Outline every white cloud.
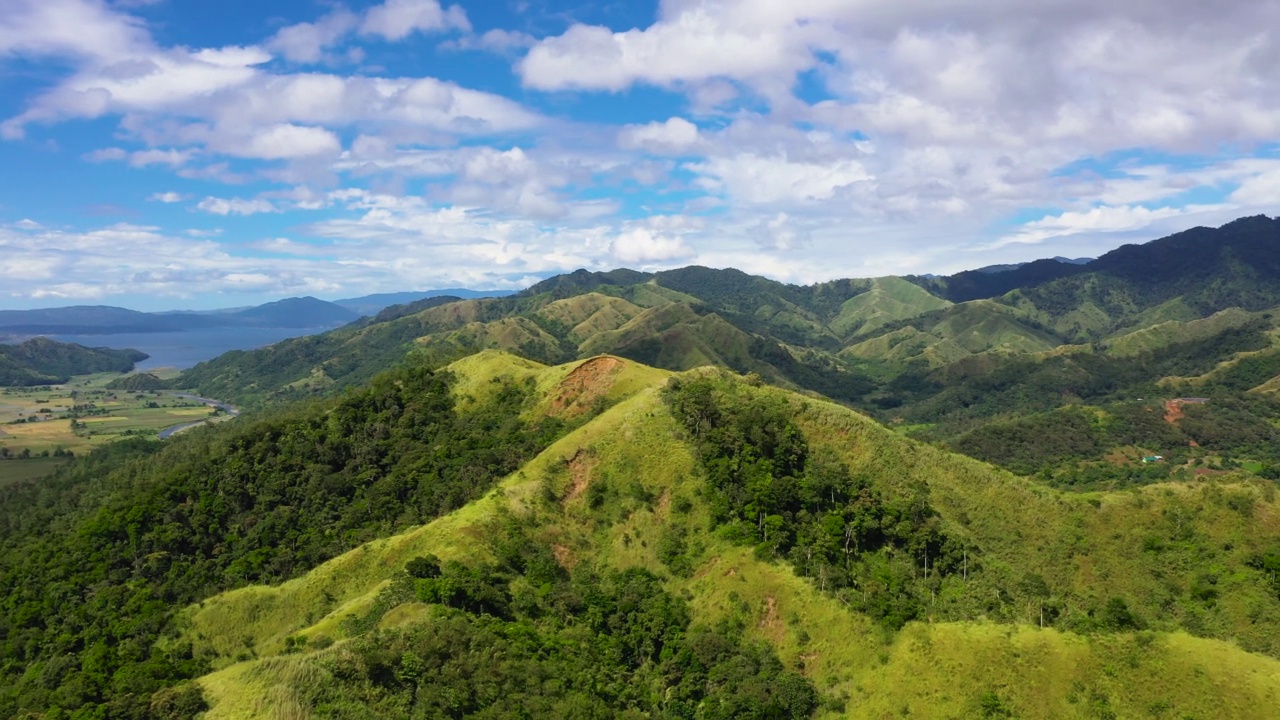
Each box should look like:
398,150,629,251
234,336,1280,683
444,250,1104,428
241,124,342,160
1230,169,1280,206
83,147,127,162
7,0,1280,300
609,227,695,264
268,10,359,64
750,212,810,251
690,153,870,204
196,196,279,216
520,9,813,91
360,0,470,41
0,0,150,62
129,148,191,167
444,29,536,55
994,205,1200,248
267,0,469,66
618,118,701,153
148,191,185,203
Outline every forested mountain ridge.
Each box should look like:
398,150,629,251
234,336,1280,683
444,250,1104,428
6,352,1280,718
0,337,147,385
162,217,1280,493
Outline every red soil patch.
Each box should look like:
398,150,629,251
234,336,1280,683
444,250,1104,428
550,356,625,417
563,449,595,503
1164,399,1186,424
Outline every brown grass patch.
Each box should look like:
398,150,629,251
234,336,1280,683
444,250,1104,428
551,544,577,569
758,596,784,643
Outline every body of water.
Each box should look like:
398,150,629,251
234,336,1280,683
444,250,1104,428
52,325,336,370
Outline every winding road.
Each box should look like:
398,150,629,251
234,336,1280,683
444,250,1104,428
157,394,240,439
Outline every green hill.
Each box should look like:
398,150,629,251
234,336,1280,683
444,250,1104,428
829,276,951,339
0,337,147,385
6,353,1280,718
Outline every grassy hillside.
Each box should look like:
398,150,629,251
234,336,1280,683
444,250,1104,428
829,277,951,339
146,358,1280,719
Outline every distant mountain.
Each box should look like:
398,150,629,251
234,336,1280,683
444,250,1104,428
227,296,359,328
0,306,220,334
0,296,361,335
974,256,1093,274
174,214,1280,409
0,337,147,385
335,289,516,317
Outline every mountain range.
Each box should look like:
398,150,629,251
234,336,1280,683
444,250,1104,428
5,215,1280,718
176,216,1280,404
0,290,517,335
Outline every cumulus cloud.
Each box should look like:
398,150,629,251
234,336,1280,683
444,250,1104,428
268,10,359,64
750,213,810,251
148,191,185,203
83,147,127,162
196,196,279,216
6,0,1280,301
519,9,814,91
129,148,191,166
0,0,149,62
993,205,1200,248
618,118,701,154
609,227,695,264
360,0,470,41
444,29,537,55
268,0,468,64
690,153,870,204
0,221,331,299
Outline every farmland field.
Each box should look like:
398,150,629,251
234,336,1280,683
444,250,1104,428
0,371,224,482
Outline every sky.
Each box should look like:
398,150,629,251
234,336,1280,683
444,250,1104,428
2,0,1280,310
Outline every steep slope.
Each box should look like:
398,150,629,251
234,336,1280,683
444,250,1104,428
176,361,1280,719
839,300,1060,368
532,292,646,344
1001,216,1280,341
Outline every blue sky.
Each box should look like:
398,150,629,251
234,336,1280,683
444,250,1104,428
1,0,1279,310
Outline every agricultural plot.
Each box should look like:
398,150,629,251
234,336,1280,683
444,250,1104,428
0,373,219,476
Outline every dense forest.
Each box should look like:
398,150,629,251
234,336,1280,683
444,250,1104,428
0,362,575,718
300,524,819,719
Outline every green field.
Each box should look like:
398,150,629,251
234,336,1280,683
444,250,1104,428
0,372,214,461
